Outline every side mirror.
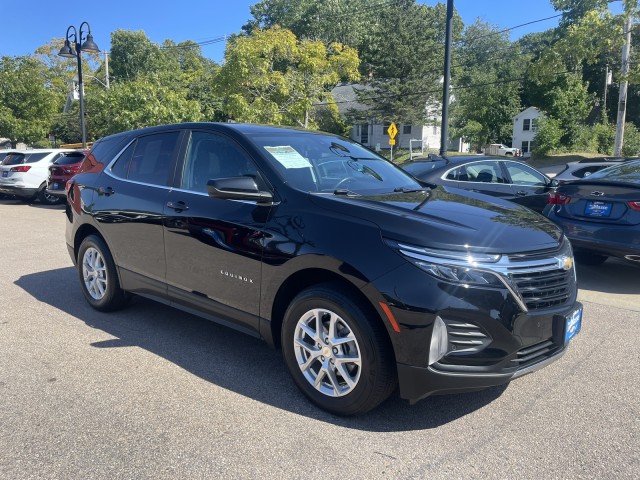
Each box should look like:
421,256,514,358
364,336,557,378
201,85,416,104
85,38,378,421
207,176,273,204
549,178,559,187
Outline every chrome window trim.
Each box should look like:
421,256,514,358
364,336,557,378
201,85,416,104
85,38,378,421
440,159,548,187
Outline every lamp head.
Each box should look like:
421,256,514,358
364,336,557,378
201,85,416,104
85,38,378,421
80,34,100,53
57,39,77,58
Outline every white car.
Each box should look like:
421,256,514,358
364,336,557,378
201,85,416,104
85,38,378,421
0,149,77,204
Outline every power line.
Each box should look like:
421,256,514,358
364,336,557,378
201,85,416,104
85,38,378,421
456,13,563,45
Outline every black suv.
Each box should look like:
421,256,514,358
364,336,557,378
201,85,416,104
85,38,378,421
66,123,582,415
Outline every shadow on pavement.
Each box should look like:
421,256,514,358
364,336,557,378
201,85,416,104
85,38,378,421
15,266,507,432
576,257,640,296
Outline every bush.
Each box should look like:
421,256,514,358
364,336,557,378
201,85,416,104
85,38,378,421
532,118,563,156
593,123,615,154
622,123,640,157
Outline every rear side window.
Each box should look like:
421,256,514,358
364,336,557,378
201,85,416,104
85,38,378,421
110,132,180,186
23,153,51,164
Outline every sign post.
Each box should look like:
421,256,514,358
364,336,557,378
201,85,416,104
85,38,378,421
388,122,398,162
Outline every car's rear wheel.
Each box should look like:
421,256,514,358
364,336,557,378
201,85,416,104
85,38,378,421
77,235,129,311
574,251,608,266
37,184,61,205
281,285,396,416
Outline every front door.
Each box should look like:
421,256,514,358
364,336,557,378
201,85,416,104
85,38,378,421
163,130,271,334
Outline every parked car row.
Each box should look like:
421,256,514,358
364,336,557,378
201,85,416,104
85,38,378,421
401,155,640,268
0,148,85,204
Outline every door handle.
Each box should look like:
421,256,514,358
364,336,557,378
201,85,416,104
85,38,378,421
98,186,115,196
167,201,189,211
516,191,527,197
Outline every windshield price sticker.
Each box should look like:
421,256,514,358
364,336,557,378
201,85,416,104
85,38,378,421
264,146,312,169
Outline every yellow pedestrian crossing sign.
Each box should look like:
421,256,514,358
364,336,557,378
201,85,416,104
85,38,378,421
387,122,398,139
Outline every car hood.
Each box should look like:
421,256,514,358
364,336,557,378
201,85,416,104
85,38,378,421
309,186,562,254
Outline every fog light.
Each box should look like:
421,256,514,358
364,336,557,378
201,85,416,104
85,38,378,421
428,316,449,365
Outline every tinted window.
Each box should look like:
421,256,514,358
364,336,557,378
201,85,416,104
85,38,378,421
461,161,505,183
586,160,640,184
24,152,52,164
446,166,465,180
2,153,26,165
505,163,546,186
181,131,258,193
127,132,180,186
54,152,85,165
109,142,136,179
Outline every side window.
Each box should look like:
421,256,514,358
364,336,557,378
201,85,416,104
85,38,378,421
465,161,505,183
109,141,136,179
445,167,462,180
505,163,546,186
180,131,258,193
127,132,180,186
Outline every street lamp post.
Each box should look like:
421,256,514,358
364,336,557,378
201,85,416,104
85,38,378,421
58,22,100,149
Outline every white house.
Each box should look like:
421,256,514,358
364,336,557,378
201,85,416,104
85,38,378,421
513,107,544,157
331,83,469,155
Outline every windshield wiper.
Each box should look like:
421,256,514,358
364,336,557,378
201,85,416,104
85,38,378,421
333,188,361,196
393,186,432,193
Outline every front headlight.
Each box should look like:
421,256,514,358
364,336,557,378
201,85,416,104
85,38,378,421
395,243,505,289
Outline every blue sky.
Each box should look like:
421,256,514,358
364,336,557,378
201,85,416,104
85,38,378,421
1,1,573,62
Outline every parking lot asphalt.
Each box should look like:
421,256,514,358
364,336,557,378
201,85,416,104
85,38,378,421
0,199,639,479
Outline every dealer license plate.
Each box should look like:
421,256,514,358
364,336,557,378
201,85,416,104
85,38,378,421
52,183,60,190
1,171,7,177
565,306,582,343
584,201,611,217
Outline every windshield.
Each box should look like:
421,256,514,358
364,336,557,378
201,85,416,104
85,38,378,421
248,132,422,195
585,159,640,184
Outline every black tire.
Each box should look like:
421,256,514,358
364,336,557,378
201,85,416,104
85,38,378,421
37,184,62,205
281,284,396,416
574,251,608,266
77,235,129,311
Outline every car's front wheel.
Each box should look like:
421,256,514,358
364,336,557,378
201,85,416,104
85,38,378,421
281,285,396,416
77,235,129,311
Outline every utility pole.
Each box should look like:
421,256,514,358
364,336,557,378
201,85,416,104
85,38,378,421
614,15,632,156
104,50,110,89
439,0,454,158
602,65,611,123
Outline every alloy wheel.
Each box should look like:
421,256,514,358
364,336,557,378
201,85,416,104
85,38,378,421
293,308,362,397
82,247,107,300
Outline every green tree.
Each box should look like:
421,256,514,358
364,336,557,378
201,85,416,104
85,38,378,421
0,56,62,144
216,26,360,128
109,30,170,82
450,21,525,150
87,79,203,137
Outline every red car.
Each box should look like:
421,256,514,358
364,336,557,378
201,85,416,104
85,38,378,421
46,151,86,199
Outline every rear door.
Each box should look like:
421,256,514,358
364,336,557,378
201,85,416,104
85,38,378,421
503,161,553,213
163,129,272,334
92,130,183,293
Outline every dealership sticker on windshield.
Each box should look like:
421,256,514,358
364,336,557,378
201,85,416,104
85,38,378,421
264,146,312,169
565,306,582,343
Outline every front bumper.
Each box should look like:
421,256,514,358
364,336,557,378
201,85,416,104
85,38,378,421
367,259,580,402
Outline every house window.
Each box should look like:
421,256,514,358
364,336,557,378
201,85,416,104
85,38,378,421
523,119,531,131
403,125,411,135
521,141,530,153
383,122,390,135
360,124,369,144
531,118,538,132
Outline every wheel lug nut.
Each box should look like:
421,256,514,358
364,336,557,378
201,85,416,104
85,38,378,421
330,359,335,365
321,356,325,361
333,347,338,354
